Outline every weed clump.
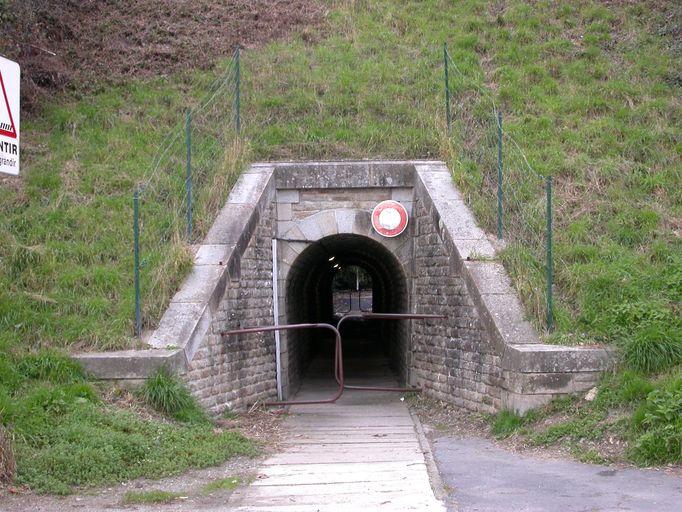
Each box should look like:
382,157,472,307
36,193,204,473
491,409,536,438
629,383,682,465
138,367,208,423
622,325,682,374
202,476,241,494
121,490,185,504
16,352,86,383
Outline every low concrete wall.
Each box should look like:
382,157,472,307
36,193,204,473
75,160,614,415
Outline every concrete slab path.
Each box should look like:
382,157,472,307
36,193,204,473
228,366,446,511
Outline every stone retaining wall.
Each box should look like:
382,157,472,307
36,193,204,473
412,197,501,412
184,203,277,414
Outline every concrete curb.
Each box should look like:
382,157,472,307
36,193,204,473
409,406,458,511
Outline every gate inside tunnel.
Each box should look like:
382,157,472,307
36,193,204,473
283,234,410,398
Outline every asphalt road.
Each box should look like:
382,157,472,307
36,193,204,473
432,437,682,512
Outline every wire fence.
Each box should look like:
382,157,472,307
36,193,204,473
133,49,242,336
443,43,554,332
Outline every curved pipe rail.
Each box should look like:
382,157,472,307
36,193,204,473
221,323,343,407
335,312,446,392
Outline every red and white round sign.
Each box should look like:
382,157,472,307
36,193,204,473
371,200,408,238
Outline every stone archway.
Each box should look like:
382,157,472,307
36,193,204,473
276,208,412,398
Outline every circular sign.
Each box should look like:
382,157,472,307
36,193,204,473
371,200,408,237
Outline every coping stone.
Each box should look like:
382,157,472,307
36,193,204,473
204,204,257,245
449,238,497,261
391,187,414,202
276,189,300,204
194,244,236,266
478,293,540,346
75,349,186,380
170,265,225,305
274,160,415,189
502,344,614,373
147,302,208,350
463,262,513,295
229,169,272,204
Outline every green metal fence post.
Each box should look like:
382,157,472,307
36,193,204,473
497,110,503,240
444,42,451,135
235,48,241,135
546,175,554,332
185,108,192,241
133,190,141,337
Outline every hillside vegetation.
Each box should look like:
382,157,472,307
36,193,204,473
0,0,680,492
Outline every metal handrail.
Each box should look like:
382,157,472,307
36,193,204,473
335,312,446,392
221,322,344,406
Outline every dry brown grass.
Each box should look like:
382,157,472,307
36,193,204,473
0,424,16,484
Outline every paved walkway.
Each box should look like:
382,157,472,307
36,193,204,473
229,351,445,511
433,437,682,512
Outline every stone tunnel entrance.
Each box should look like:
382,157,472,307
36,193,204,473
284,234,409,397
77,161,612,416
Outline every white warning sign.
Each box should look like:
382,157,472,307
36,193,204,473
0,55,20,176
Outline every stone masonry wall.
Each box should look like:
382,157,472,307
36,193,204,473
184,203,277,414
412,200,503,413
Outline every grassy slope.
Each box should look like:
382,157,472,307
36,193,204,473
243,0,680,463
1,0,680,487
0,71,254,493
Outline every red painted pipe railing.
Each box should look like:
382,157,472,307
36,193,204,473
335,312,446,392
221,323,343,406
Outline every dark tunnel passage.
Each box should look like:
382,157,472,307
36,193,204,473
285,234,409,396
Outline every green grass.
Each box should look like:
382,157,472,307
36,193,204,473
138,367,209,423
489,369,682,466
490,409,537,438
0,351,257,494
1,0,681,486
121,490,185,505
202,476,242,494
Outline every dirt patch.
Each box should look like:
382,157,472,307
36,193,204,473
0,0,326,112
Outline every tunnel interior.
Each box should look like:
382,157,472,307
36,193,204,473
285,234,409,395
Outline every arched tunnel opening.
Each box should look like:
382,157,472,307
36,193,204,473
285,234,409,397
